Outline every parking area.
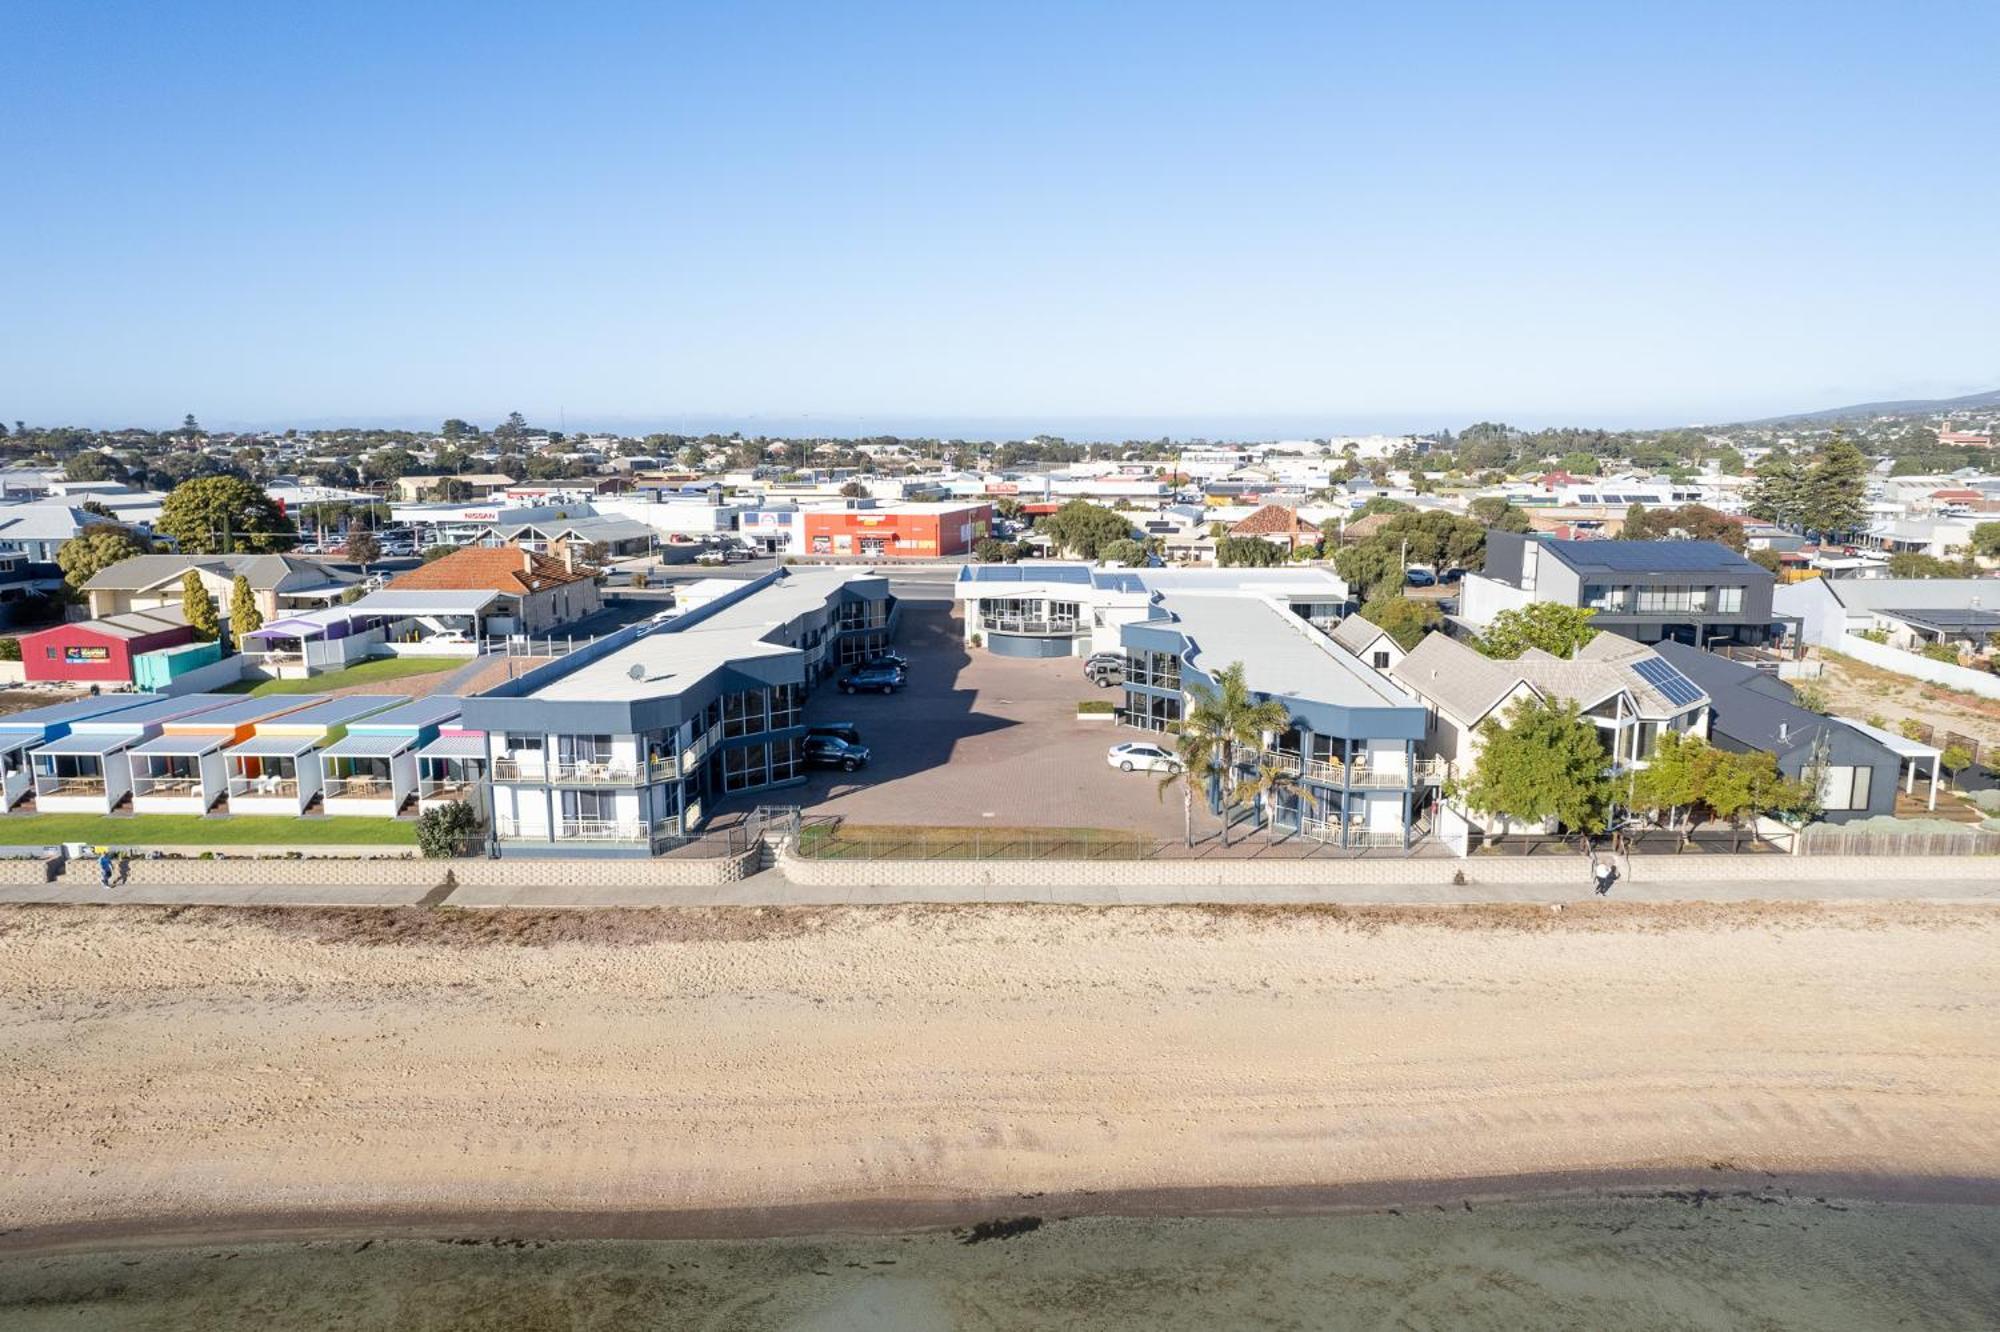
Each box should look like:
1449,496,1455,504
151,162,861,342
710,605,1196,838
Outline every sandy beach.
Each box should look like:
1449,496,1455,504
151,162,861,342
1,901,1996,1248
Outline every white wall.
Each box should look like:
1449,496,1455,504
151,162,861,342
1834,633,2000,702
1457,573,1534,627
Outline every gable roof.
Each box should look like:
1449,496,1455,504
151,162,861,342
1541,537,1761,576
82,553,358,594
1392,635,1534,724
1648,639,1830,757
387,546,593,596
1227,504,1314,541
1328,613,1391,655
1393,631,1708,725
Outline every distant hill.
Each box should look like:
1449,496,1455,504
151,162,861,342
1740,387,2000,427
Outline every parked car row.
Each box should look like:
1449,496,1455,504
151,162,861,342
837,650,912,694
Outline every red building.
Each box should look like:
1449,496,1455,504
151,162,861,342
19,608,195,685
802,503,992,559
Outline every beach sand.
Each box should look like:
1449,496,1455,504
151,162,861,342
1,901,1996,1250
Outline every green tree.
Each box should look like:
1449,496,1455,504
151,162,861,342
416,800,480,858
1177,662,1291,847
1623,730,1713,847
1714,447,1746,475
1790,679,1830,714
63,452,125,483
1701,746,1815,849
1940,744,1974,792
0,638,19,662
1100,537,1148,567
1455,694,1613,837
1555,451,1601,476
228,574,263,640
1468,496,1533,533
1349,496,1414,521
157,475,297,554
838,481,869,498
55,523,154,596
1215,536,1284,567
1971,522,2000,559
1620,503,1747,551
1040,501,1134,560
1887,551,1975,579
1745,451,1804,526
1475,604,1599,659
345,529,381,570
180,570,221,641
1797,436,1869,539
1358,596,1442,651
1333,542,1406,603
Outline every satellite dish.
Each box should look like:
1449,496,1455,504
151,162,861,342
628,664,647,681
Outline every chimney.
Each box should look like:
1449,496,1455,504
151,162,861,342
1778,722,1789,744
561,542,576,575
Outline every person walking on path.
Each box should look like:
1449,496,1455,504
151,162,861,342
1592,859,1616,896
97,850,115,890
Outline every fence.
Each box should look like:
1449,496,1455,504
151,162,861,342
789,816,1436,862
1799,828,2000,856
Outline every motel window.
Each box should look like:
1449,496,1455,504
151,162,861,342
506,733,544,754
1372,650,1391,669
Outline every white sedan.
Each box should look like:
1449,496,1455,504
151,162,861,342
1107,740,1180,774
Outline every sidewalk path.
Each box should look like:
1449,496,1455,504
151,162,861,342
2,865,1994,909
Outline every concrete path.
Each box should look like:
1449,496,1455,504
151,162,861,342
3,865,1994,909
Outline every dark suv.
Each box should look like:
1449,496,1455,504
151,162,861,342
803,736,871,771
838,664,906,694
808,722,863,746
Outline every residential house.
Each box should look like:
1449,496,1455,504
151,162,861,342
1460,533,1780,647
83,554,359,623
1775,577,2000,652
387,547,602,634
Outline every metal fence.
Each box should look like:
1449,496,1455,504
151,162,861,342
788,815,1438,861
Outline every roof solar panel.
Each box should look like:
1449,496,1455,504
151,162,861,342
1632,656,1704,707
1553,539,1751,573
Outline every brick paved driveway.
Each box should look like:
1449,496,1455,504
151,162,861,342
714,605,1199,839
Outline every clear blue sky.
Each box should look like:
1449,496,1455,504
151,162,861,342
5,1,1996,436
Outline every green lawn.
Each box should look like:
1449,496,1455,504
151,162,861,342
225,656,463,695
795,822,1154,861
0,813,417,847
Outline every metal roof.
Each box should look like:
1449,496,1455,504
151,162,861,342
163,696,328,729
69,694,241,731
958,563,1094,585
1157,592,1420,712
348,695,464,732
32,732,128,757
320,731,419,759
342,589,501,616
255,695,402,730
417,733,489,760
1542,538,1759,575
225,733,321,758
131,732,229,756
0,694,163,733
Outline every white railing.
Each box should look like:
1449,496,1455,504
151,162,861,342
35,775,106,796
980,614,1080,636
230,776,302,798
133,776,204,796
419,778,478,800
324,776,392,799
495,816,682,844
491,756,681,785
1236,747,1429,789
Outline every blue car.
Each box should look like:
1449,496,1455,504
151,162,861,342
1404,568,1437,588
838,665,906,694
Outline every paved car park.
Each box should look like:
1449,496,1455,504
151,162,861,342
713,605,1198,838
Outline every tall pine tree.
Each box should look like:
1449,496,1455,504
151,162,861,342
1798,435,1868,540
180,570,221,642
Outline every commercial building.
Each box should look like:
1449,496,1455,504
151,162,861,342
954,563,1348,659
1117,588,1435,846
461,567,895,856
18,607,198,686
801,502,992,559
1460,533,1780,647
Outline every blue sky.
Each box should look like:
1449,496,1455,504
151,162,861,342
5,1,1996,436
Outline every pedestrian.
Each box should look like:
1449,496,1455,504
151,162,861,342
1593,861,1615,896
97,849,114,890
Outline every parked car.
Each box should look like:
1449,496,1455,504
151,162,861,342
864,650,912,672
1107,740,1180,774
838,664,905,694
1086,659,1124,688
1438,567,1465,585
803,736,871,771
1404,568,1437,588
808,722,863,745
1085,651,1125,671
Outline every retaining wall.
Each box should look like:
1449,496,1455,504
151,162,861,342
48,849,759,891
778,849,1990,889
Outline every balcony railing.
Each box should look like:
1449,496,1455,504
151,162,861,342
324,776,392,799
979,614,1080,636
34,776,106,796
133,776,205,796
419,778,478,801
495,815,684,844
491,756,682,786
1233,748,1451,789
229,777,301,798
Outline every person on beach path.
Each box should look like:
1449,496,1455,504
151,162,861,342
1593,860,1615,896
97,850,114,890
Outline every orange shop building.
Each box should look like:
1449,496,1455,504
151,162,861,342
802,503,992,559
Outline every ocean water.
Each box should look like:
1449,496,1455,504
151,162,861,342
2,1195,1995,1331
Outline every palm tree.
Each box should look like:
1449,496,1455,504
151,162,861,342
1177,662,1291,847
1156,722,1221,848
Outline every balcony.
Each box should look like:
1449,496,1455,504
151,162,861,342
418,778,479,801
979,614,1080,637
495,815,684,845
230,777,302,798
323,776,391,799
133,776,204,797
1234,748,1450,789
492,756,684,786
35,775,106,797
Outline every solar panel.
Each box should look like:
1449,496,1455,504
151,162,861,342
1631,656,1704,708
1554,539,1751,573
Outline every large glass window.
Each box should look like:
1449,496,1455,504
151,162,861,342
1716,586,1744,614
723,689,769,738
770,683,802,729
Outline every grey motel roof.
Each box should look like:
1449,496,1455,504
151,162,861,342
1146,592,1420,713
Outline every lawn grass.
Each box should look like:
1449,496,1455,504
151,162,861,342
224,656,463,696
795,822,1153,861
0,813,417,847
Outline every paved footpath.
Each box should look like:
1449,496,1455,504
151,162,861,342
2,865,1995,909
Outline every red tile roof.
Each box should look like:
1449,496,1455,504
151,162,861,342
388,546,592,596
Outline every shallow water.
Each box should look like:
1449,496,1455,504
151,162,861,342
2,1195,1996,1331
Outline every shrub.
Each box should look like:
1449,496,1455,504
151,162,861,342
1076,700,1115,714
1857,627,1890,644
0,638,19,662
1919,641,1961,664
416,801,480,858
